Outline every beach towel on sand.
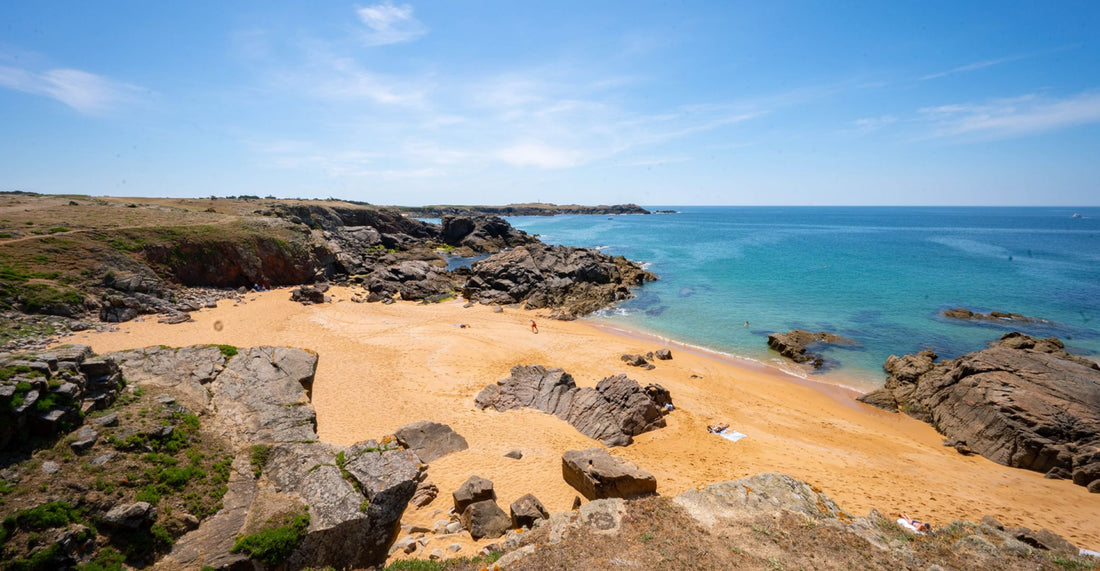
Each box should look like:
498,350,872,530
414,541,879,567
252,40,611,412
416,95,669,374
717,429,747,442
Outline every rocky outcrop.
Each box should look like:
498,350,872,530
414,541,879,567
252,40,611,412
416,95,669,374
462,244,656,319
943,308,1046,323
0,344,123,452
105,345,423,570
475,365,672,446
452,476,511,540
475,472,1088,571
561,448,657,500
441,215,536,253
394,420,469,463
858,333,1100,491
767,330,858,369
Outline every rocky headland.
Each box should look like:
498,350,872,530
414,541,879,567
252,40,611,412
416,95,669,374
396,202,651,217
0,194,655,353
858,332,1100,493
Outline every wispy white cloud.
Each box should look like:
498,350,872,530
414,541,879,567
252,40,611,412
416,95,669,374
920,55,1027,81
918,91,1100,140
847,115,898,134
919,45,1081,81
356,2,427,46
0,64,141,115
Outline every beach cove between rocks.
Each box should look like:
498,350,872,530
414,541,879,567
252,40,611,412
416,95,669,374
61,287,1100,556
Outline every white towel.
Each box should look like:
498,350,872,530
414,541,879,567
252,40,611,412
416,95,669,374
897,518,924,534
718,429,747,442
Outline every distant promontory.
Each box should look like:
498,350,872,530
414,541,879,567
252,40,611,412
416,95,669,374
396,202,650,217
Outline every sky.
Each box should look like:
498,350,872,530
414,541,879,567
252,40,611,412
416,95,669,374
1,1,1098,206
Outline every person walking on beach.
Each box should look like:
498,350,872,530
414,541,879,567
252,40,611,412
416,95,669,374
530,320,539,334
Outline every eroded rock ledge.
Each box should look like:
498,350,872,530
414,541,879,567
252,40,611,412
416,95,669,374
858,332,1100,492
475,365,672,446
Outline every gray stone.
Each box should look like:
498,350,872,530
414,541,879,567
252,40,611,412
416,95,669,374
504,449,523,459
510,493,549,529
41,461,60,474
70,426,98,453
561,448,656,500
92,412,119,427
460,500,511,540
447,543,462,553
429,548,444,560
394,420,469,463
103,502,157,529
453,475,496,514
654,348,673,360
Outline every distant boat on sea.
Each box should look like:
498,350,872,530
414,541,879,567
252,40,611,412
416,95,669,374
1071,213,1082,218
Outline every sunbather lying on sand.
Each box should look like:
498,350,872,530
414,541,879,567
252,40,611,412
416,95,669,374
707,423,729,434
898,513,932,533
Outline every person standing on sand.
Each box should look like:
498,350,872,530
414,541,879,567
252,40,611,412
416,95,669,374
530,320,539,334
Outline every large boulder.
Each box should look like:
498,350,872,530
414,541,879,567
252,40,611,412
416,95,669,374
452,475,496,515
767,330,858,369
463,243,655,319
394,420,469,463
510,493,549,529
858,333,1100,491
475,365,671,446
441,215,536,253
561,448,656,500
460,500,511,540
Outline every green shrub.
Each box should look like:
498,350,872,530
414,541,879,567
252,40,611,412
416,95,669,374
250,444,271,478
6,542,62,571
231,510,310,565
48,227,69,234
215,344,238,358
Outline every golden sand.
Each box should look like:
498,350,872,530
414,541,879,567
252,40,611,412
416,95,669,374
62,287,1100,551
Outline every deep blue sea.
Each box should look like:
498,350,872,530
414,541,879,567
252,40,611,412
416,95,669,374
503,207,1100,391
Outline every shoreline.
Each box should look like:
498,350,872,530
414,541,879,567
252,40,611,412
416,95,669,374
56,288,1100,551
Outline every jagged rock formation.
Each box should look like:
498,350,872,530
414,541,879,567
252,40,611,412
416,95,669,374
0,344,123,452
462,243,656,319
102,346,423,569
858,333,1100,492
767,329,858,369
440,215,536,253
561,448,657,500
475,365,672,446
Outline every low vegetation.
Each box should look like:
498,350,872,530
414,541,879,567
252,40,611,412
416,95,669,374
231,508,310,566
0,381,233,568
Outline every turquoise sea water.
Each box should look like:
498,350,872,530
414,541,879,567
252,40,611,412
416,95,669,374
504,207,1100,392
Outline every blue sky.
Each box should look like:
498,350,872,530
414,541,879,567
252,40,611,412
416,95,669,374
1,1,1098,206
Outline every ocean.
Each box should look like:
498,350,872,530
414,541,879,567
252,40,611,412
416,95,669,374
502,206,1100,392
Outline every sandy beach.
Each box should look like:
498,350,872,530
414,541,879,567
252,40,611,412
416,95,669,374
61,287,1100,551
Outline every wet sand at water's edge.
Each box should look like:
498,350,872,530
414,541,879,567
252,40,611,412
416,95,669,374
63,287,1100,551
